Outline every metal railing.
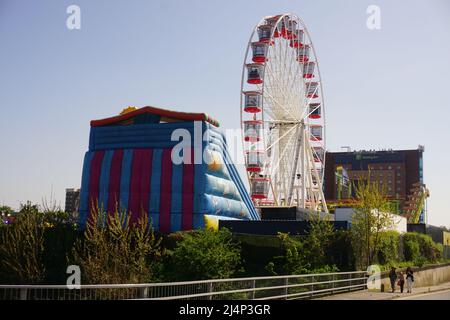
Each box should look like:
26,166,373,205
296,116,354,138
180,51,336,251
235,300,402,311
0,271,367,300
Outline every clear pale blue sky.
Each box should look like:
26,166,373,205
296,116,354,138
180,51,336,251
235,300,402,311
1,0,449,226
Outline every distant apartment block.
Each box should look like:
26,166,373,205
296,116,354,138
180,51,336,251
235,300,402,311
65,188,80,214
324,146,426,222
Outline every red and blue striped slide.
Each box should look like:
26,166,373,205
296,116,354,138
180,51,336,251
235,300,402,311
78,106,259,232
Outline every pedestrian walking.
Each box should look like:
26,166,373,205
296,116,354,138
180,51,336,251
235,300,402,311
406,267,414,293
397,271,405,293
389,267,397,293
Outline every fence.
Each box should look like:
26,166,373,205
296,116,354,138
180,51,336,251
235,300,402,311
0,271,367,300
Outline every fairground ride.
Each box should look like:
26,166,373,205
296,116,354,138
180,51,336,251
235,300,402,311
240,13,327,213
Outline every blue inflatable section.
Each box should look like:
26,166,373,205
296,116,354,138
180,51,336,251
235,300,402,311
79,118,259,232
203,123,259,220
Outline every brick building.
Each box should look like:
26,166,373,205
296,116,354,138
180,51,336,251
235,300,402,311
324,146,426,222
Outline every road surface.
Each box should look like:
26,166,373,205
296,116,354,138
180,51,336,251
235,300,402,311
318,281,450,300
394,289,450,300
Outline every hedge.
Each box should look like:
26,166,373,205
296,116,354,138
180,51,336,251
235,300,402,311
376,231,401,265
402,232,443,264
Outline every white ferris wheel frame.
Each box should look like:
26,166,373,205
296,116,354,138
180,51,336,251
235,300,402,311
240,13,328,213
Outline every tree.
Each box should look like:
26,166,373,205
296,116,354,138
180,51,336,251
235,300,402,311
0,204,46,284
73,208,162,284
0,205,13,216
351,176,395,269
164,228,241,281
40,198,78,284
403,233,420,262
305,212,335,269
41,196,72,226
276,233,309,275
0,205,14,225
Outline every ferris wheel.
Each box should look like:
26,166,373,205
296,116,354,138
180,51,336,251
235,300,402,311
240,13,328,213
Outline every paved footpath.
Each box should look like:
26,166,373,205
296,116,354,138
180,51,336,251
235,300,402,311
317,282,450,300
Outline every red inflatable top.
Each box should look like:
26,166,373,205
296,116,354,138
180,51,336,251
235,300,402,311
90,106,220,127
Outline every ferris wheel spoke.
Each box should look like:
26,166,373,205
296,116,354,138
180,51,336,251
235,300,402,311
262,92,283,119
286,125,303,205
266,128,296,185
283,71,303,118
265,78,299,120
300,80,320,119
265,61,291,108
265,122,299,151
305,137,326,190
283,29,302,110
270,39,291,111
264,95,291,120
266,133,294,180
282,27,295,88
279,38,298,116
286,58,303,96
264,66,285,114
263,88,297,121
303,98,319,119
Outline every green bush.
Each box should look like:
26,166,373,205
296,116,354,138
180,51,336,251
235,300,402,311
414,256,427,268
272,232,339,275
403,234,420,262
264,262,277,276
417,234,442,262
402,232,442,264
163,228,242,281
377,261,414,271
0,207,45,284
309,264,339,274
304,216,334,269
435,243,444,259
276,233,310,275
73,209,162,284
376,231,400,265
418,233,434,260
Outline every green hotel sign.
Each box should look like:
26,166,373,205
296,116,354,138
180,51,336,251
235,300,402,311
355,154,378,160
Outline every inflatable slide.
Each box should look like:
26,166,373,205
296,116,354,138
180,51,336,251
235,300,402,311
78,106,259,232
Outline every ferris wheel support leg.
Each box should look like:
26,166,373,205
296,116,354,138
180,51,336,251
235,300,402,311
287,126,302,206
305,138,328,213
269,180,279,206
302,128,307,209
